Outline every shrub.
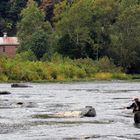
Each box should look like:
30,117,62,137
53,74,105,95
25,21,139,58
94,72,113,80
15,51,37,61
59,64,76,79
74,58,98,76
131,74,140,79
76,68,87,79
0,54,126,81
0,74,8,82
95,56,122,73
112,73,130,80
50,53,64,63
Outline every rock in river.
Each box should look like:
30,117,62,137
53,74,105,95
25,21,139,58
56,106,96,118
11,83,31,88
0,91,11,95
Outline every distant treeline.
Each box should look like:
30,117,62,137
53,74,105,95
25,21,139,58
1,0,140,73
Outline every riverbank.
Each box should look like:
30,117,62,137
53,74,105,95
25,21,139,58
0,55,139,82
1,73,140,83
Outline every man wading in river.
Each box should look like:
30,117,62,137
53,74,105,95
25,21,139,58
127,97,140,113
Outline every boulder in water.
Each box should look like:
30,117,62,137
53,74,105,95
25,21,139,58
80,106,96,117
16,102,24,105
11,83,31,88
0,91,11,95
55,106,96,118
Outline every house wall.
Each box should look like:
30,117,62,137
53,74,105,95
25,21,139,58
0,45,17,57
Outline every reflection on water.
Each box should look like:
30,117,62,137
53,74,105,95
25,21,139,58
0,81,140,140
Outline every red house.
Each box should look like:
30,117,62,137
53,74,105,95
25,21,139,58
0,33,19,57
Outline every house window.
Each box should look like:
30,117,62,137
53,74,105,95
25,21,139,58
3,46,5,52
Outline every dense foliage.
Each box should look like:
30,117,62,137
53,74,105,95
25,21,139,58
1,0,140,74
0,54,127,82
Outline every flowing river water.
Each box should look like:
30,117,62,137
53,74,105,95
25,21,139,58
0,81,140,140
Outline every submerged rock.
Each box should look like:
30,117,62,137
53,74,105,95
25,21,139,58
0,91,11,95
56,111,81,118
16,101,36,108
33,114,59,119
33,106,96,119
55,106,96,118
11,83,31,88
0,99,36,109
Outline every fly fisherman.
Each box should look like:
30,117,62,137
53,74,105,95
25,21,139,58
127,97,140,113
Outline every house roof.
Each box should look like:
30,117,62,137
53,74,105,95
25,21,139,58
0,37,19,46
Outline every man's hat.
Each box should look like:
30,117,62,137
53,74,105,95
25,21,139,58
132,96,139,101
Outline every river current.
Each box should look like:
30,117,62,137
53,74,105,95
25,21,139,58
0,81,140,140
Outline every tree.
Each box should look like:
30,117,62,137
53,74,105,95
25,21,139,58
40,0,54,22
40,0,72,22
29,30,50,60
110,3,140,72
8,0,28,34
0,0,12,35
0,0,27,36
17,0,53,60
17,0,45,42
90,0,119,59
54,0,119,59
55,0,95,58
53,0,70,23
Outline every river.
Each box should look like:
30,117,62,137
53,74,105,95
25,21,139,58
0,81,140,140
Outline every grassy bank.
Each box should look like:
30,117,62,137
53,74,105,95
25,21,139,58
0,55,135,82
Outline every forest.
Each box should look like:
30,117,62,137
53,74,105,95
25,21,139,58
0,0,140,81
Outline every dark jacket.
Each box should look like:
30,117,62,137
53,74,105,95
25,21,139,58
127,101,140,113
